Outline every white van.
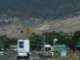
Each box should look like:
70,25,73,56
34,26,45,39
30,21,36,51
17,39,30,59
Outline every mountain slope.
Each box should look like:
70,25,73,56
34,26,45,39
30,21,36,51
35,16,80,33
0,16,80,37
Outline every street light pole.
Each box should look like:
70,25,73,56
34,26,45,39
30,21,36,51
43,33,46,52
53,38,58,45
53,38,58,52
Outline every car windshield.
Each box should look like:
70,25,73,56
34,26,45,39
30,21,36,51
45,48,51,51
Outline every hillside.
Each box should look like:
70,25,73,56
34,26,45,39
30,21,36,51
0,16,80,37
35,16,80,33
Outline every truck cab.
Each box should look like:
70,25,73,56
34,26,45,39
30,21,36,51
40,44,54,57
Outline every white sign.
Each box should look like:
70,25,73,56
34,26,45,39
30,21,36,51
61,51,67,57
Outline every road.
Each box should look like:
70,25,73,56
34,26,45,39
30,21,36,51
0,50,54,60
0,55,9,60
1,50,80,60
0,51,16,60
0,51,41,60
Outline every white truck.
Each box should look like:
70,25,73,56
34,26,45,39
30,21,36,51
17,39,30,59
40,44,54,57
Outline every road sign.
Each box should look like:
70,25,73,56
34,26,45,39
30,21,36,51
22,28,32,33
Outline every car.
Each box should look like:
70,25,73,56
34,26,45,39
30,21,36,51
0,51,4,55
0,48,8,55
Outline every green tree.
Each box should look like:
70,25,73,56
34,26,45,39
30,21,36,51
30,34,43,50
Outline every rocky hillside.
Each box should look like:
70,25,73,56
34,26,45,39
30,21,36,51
35,16,80,33
0,16,80,37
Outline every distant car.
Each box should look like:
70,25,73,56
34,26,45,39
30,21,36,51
10,48,17,52
13,48,17,51
39,51,54,57
0,51,4,55
0,48,8,55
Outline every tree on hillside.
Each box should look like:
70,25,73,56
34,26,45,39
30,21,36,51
30,34,43,50
0,35,17,48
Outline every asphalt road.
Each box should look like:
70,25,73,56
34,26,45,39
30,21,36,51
0,50,54,60
1,50,80,60
0,55,9,60
0,51,16,60
0,51,41,60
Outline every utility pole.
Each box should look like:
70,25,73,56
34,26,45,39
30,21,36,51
42,31,46,52
53,38,58,52
43,35,46,51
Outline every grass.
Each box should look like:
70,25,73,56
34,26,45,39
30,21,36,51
41,51,80,60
